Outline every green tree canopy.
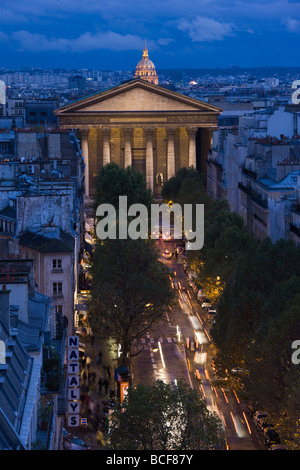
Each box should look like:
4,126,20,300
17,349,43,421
94,162,153,210
161,167,202,203
108,379,225,450
88,238,174,367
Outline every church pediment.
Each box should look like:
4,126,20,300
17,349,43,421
55,79,222,116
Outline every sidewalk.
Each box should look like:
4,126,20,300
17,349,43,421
66,331,119,450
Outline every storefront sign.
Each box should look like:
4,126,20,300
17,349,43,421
120,381,129,403
67,335,80,426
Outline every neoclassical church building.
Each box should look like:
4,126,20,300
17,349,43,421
55,45,221,199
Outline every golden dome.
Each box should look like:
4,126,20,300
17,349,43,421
134,41,158,85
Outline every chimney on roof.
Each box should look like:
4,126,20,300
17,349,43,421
0,289,11,334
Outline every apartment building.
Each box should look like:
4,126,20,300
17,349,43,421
0,252,67,450
0,130,85,334
207,104,300,243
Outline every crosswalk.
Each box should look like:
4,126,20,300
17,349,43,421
140,336,176,345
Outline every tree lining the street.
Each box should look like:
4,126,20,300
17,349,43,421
88,237,174,369
94,162,153,211
107,379,225,450
89,163,174,370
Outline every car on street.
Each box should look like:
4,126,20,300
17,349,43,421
207,309,217,318
162,232,172,241
253,411,269,426
262,427,281,446
201,301,212,309
231,367,245,374
257,419,274,431
63,429,90,450
162,250,172,259
269,444,287,450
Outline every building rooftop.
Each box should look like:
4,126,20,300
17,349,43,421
19,228,74,253
258,170,300,191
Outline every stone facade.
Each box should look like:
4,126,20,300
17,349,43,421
55,79,222,198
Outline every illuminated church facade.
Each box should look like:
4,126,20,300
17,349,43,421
133,42,159,85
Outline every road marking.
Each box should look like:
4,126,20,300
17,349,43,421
243,412,252,435
221,388,229,403
158,342,166,369
230,412,239,435
233,389,240,404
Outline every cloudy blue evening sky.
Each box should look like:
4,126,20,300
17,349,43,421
0,0,300,70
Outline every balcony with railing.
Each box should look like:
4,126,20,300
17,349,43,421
238,182,268,209
34,314,67,449
242,166,257,180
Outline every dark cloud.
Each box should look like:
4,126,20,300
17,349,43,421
0,0,299,68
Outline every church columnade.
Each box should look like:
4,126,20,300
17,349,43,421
80,128,90,197
102,127,111,166
187,127,198,169
77,124,213,198
123,128,133,168
166,127,176,180
145,127,154,191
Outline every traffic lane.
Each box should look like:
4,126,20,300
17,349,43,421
142,243,261,449
180,285,261,445
168,255,262,449
131,319,191,389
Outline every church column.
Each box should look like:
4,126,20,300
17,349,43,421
166,127,176,180
102,127,111,166
187,127,198,168
145,127,154,191
124,128,133,167
80,128,90,198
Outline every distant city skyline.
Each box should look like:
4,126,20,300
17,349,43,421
0,0,300,70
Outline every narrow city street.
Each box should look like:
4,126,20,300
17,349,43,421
132,238,264,450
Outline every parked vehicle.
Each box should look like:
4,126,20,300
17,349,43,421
63,430,90,450
269,444,287,450
201,302,211,309
208,309,217,318
262,427,281,446
231,367,244,374
253,411,269,426
257,420,274,432
196,289,206,301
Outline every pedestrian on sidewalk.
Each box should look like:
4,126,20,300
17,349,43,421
84,393,90,410
98,350,103,364
98,377,103,394
103,364,111,378
103,378,109,394
86,356,92,371
96,429,105,447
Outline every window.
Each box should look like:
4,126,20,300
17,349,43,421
52,259,62,270
53,282,63,297
0,142,9,152
56,305,63,314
